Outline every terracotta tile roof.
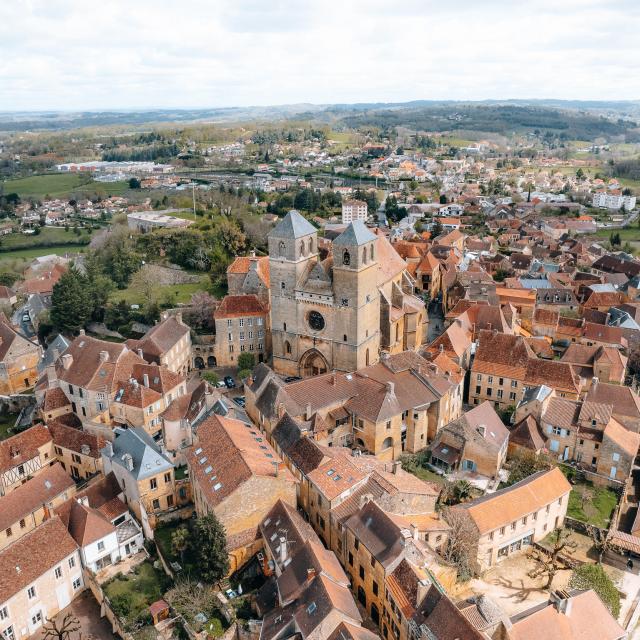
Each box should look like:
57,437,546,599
187,414,295,508
43,387,71,412
226,255,270,287
66,472,127,521
542,397,581,429
214,294,267,319
47,420,105,458
0,463,74,531
130,315,190,359
326,622,380,640
509,416,546,451
586,382,640,426
0,424,52,474
373,229,408,286
533,307,559,325
308,454,367,501
0,516,78,604
386,559,422,619
508,590,625,640
604,418,640,459
59,498,116,546
457,468,571,535
0,314,40,364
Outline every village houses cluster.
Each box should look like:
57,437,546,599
1,180,640,640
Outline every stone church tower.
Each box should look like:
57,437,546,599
269,210,381,376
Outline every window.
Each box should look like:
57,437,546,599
475,386,481,394
19,520,24,529
0,607,8,621
497,390,503,399
354,539,359,550
511,521,516,531
476,373,482,382
2,627,14,640
73,578,82,590
27,586,36,600
522,516,528,525
613,452,620,462
72,453,81,464
150,478,157,490
386,420,391,430
359,565,365,579
97,541,105,552
546,505,550,514
532,512,537,521
4,528,10,538
280,282,285,290
54,446,63,456
499,378,504,386
239,318,244,327
239,332,245,341
348,552,354,566
373,581,379,596
240,345,245,352
152,499,160,510
489,531,494,541
31,612,42,627
486,388,492,397
227,333,233,341
509,392,516,401
69,556,76,569
167,495,174,507
227,319,232,327
511,380,517,388
488,376,493,384
552,426,562,436
499,527,505,536
54,566,62,579
164,472,171,483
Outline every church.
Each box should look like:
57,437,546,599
268,210,426,377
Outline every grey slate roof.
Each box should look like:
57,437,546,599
270,210,316,239
333,220,376,246
104,427,174,480
38,333,71,373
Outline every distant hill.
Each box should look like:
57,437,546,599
1,99,639,140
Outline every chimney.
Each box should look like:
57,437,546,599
279,536,287,564
592,376,599,388
52,348,60,362
273,461,280,477
104,441,113,457
306,567,316,581
137,348,144,359
143,373,150,388
62,354,73,370
332,371,337,386
305,403,312,420
277,402,285,418
99,350,109,362
550,590,573,617
123,454,134,471
439,344,444,353
175,311,183,324
392,461,401,474
46,364,58,389
80,444,90,456
79,329,85,336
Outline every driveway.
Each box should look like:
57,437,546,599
426,299,445,343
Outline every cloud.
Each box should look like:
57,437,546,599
0,0,638,110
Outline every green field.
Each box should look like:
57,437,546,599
0,226,94,249
0,244,91,265
567,481,618,529
2,174,130,199
590,227,640,241
109,274,210,306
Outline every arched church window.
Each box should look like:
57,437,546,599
362,248,367,264
279,241,286,257
366,348,370,366
308,238,314,253
300,240,306,256
343,250,351,266
283,322,287,332
284,340,291,354
370,244,374,261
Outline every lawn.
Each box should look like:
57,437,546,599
2,174,130,199
567,481,619,529
0,244,90,264
154,521,198,576
590,227,640,242
109,275,210,306
103,561,169,630
0,226,94,251
408,466,446,485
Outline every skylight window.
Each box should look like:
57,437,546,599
199,457,207,464
204,466,213,474
333,475,341,481
213,483,222,491
327,469,335,476
195,448,202,455
307,602,317,615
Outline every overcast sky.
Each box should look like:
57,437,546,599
1,0,639,111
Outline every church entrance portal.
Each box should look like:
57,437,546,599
299,349,329,377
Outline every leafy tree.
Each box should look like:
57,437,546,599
128,177,141,189
238,368,252,381
192,514,229,582
506,450,554,486
237,352,255,371
201,371,219,385
50,268,92,334
439,194,447,204
385,196,407,224
569,563,620,617
430,219,443,238
171,526,190,564
0,272,18,287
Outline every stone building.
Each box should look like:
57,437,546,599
268,211,424,377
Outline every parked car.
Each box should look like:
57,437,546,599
215,380,226,389
284,376,301,383
224,376,236,389
21,313,30,322
234,396,246,408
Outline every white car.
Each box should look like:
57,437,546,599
22,314,30,322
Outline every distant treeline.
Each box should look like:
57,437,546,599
102,143,179,162
610,158,640,181
339,105,640,142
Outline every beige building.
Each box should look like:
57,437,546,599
0,425,54,496
127,312,192,376
268,211,424,377
341,199,368,224
0,464,75,551
101,427,177,536
48,420,104,481
212,294,269,368
453,467,571,572
187,413,297,574
0,517,83,640
0,315,42,395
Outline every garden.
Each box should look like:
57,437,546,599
566,479,619,529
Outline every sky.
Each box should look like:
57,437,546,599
1,0,639,111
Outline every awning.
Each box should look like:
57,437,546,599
431,443,461,465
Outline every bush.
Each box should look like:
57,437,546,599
569,564,620,617
237,352,255,371
237,369,252,381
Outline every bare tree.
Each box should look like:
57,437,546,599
528,528,577,589
586,524,610,564
42,614,82,640
442,508,478,580
165,580,219,625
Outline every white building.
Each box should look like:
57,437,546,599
592,191,636,211
127,211,194,232
341,200,368,224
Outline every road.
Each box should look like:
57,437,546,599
12,305,35,339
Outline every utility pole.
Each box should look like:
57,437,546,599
192,184,197,219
